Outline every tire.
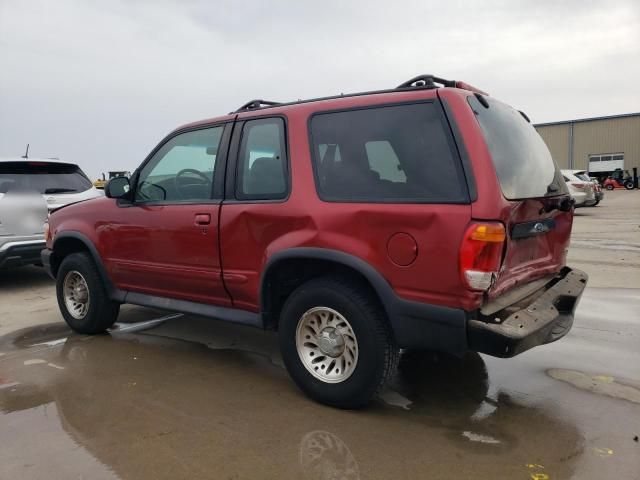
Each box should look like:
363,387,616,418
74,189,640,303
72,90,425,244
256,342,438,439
279,276,399,409
605,184,614,190
624,181,634,190
56,252,120,334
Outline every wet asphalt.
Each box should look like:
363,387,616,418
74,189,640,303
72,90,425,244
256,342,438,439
1,192,639,480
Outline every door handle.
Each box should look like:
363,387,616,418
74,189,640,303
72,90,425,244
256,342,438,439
194,213,211,226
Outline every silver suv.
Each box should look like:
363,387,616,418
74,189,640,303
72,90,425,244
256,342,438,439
0,158,102,269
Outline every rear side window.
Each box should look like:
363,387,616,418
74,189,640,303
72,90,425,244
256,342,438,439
468,96,567,200
236,118,288,200
309,103,467,203
0,162,93,194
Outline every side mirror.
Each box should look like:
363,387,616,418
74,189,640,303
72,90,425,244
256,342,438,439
105,176,130,199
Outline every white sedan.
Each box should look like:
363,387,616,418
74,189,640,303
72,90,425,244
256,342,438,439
561,169,597,208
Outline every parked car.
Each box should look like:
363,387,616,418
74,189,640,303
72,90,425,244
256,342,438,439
574,171,604,205
42,75,588,408
0,158,102,269
561,170,597,207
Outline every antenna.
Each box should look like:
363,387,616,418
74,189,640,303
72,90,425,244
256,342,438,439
21,144,30,159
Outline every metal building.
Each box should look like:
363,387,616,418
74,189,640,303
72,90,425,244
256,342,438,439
535,112,640,182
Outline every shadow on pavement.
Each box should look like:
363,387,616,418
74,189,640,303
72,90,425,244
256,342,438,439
0,265,53,292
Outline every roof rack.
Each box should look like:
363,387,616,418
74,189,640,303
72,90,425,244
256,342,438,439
397,74,489,96
228,75,488,115
234,99,281,113
396,74,456,89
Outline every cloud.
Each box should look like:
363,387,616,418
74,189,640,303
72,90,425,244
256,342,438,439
1,0,638,177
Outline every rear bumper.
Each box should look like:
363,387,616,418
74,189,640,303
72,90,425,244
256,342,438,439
0,240,46,269
571,192,587,207
467,268,588,358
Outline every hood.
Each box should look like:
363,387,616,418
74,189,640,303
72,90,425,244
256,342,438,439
44,187,104,211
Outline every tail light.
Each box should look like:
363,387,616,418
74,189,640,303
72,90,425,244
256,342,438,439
459,222,506,291
43,220,50,242
571,182,586,189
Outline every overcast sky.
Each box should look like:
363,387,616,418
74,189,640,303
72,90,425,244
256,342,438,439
1,0,639,178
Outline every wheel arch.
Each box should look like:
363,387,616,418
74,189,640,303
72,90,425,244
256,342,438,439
259,248,397,331
51,232,121,300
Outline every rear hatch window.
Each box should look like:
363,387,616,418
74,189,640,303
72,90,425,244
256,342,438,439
467,96,567,200
0,162,93,194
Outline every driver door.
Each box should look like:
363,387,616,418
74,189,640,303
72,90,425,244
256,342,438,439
105,124,232,307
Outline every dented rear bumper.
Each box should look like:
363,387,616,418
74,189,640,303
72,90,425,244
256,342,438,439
467,268,588,358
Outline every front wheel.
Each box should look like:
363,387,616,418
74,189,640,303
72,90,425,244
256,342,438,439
279,276,399,409
605,184,614,191
56,252,120,334
624,181,634,190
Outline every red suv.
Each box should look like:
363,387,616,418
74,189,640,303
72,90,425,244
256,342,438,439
42,75,587,408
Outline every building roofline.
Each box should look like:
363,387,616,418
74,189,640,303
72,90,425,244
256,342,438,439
534,112,640,127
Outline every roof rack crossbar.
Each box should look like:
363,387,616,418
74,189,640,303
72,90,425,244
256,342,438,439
235,99,281,113
396,75,456,90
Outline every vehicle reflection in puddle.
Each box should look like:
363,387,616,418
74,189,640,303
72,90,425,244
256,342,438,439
299,430,360,480
0,319,590,480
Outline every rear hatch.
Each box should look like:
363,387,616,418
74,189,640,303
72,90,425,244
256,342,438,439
467,95,573,299
0,161,96,211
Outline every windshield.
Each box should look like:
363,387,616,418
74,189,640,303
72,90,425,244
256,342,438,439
468,96,567,200
0,162,93,194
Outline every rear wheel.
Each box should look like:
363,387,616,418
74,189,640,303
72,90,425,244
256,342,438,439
279,276,399,408
56,252,119,334
605,184,614,190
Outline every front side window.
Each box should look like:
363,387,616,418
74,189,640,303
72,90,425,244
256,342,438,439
135,126,223,202
236,118,288,200
309,103,466,202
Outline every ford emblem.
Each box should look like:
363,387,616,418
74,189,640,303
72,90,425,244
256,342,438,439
533,222,547,233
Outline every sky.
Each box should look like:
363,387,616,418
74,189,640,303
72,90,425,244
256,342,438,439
1,0,639,179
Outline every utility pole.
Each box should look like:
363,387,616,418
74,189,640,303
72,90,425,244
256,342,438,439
21,144,29,159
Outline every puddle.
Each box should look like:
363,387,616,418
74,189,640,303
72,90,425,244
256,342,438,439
23,359,47,366
31,337,68,348
110,313,183,334
2,289,640,480
570,239,640,252
0,329,588,479
548,369,640,404
461,431,501,444
378,388,412,410
299,430,360,480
